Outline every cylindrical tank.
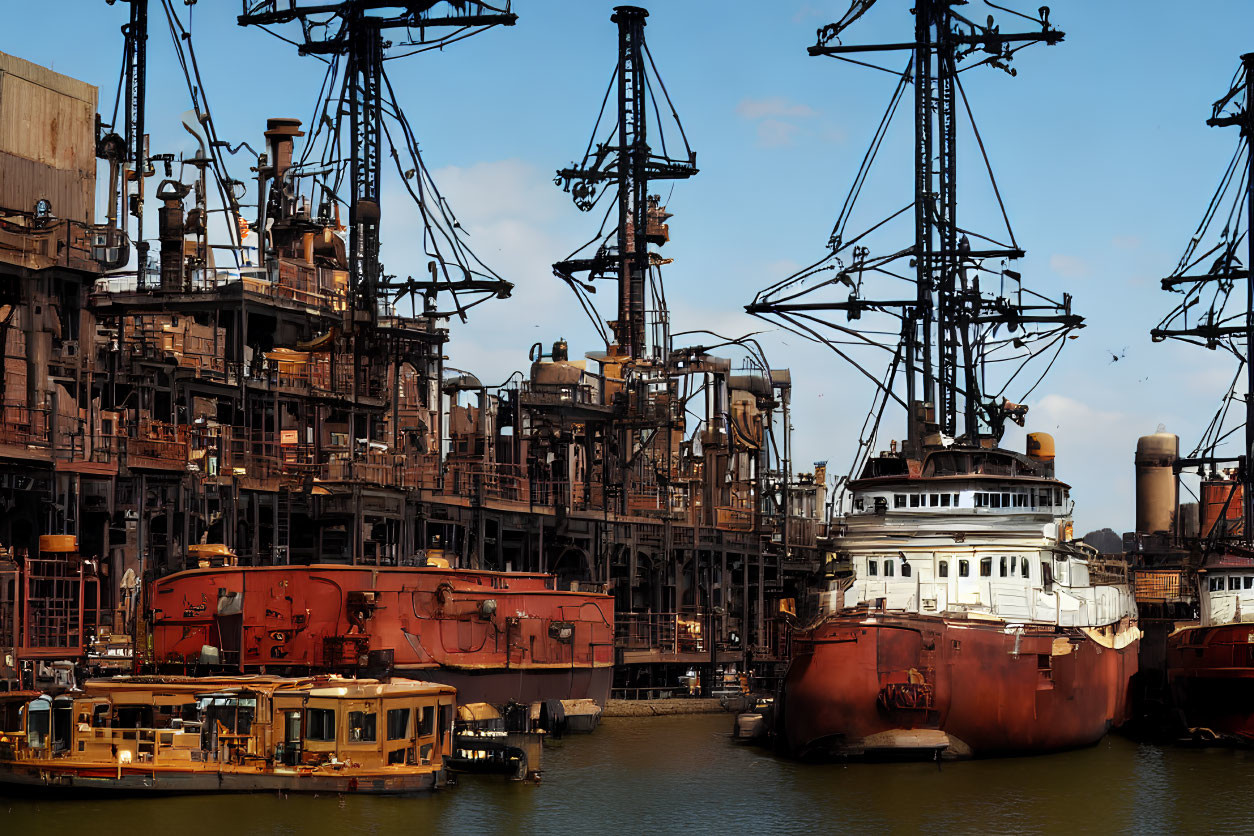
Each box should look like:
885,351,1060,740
1135,432,1178,535
1201,480,1244,539
1026,432,1055,463
39,534,77,554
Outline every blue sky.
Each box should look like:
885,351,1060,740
9,1,1254,535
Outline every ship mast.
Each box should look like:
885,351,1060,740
1152,54,1254,544
747,0,1080,457
237,1,517,324
554,5,698,361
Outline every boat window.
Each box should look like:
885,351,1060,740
1021,557,1030,579
959,560,970,578
1246,577,1254,590
941,493,951,507
910,494,921,508
900,561,912,578
348,711,377,742
930,494,940,507
883,560,895,578
1001,493,1011,508
953,493,960,506
867,559,878,577
990,493,1002,509
1209,576,1221,591
306,708,335,742
387,708,410,741
894,494,906,508
974,493,986,508
1231,576,1242,591
1014,493,1026,508
999,556,1008,578
1038,490,1051,508
419,706,435,737
980,557,992,577
938,560,949,578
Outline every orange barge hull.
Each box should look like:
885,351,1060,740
149,565,614,706
1167,624,1254,741
779,614,1137,758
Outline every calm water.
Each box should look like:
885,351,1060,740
4,715,1253,834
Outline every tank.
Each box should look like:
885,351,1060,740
1135,433,1178,535
1026,432,1055,463
1200,479,1244,540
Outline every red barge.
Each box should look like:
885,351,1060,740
149,561,613,707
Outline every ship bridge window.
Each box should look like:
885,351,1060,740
387,708,410,741
868,559,879,577
348,711,377,743
939,560,949,578
959,560,970,577
900,561,912,578
1246,577,1253,590
1230,576,1242,592
894,494,906,509
306,708,335,742
1021,557,1030,579
910,494,921,508
941,493,951,507
999,556,1008,578
930,494,940,507
980,557,992,577
883,560,895,578
419,706,435,738
1014,493,1027,508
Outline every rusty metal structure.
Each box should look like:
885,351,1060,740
0,2,826,698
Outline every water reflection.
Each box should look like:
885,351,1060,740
5,715,1254,834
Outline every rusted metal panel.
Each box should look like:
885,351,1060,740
0,51,96,221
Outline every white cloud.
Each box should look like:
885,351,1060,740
736,97,817,120
756,118,802,148
1049,253,1090,279
736,97,818,148
378,158,603,387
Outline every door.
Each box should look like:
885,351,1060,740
283,710,302,766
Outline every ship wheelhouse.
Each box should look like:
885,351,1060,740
1198,555,1254,627
827,443,1132,629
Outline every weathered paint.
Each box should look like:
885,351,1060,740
780,613,1139,758
150,564,615,706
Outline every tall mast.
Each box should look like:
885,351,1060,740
1155,53,1254,543
238,1,517,323
749,0,1076,455
555,5,697,362
616,6,648,359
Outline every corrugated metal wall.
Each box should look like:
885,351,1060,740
0,51,97,223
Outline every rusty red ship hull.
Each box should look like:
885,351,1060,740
149,565,614,707
779,613,1138,758
1166,623,1254,741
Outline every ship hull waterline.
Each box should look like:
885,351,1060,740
779,612,1139,760
0,762,445,796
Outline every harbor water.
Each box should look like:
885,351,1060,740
4,713,1254,834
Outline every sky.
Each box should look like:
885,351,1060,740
8,1,1254,536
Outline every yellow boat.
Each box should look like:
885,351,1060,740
0,675,456,795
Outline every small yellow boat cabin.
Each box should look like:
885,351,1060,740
0,675,457,794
